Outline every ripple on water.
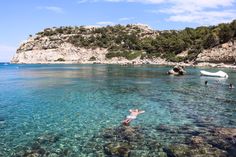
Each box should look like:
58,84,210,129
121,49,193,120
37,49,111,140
0,64,236,156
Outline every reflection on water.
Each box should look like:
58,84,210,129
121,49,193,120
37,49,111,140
0,64,236,156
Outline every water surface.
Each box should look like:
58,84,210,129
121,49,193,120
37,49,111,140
0,64,236,156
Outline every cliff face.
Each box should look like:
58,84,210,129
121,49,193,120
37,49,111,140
12,42,108,64
11,22,236,64
11,34,109,63
196,40,236,63
11,24,157,64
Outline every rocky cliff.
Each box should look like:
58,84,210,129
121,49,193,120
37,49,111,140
196,40,236,64
11,41,109,64
11,24,157,64
11,21,236,65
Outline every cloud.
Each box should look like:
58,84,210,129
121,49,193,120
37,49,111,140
96,21,114,25
167,10,236,25
37,6,64,14
76,0,236,25
0,44,16,62
118,17,135,21
150,0,236,25
160,0,235,13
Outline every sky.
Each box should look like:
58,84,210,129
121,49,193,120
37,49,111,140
0,0,236,62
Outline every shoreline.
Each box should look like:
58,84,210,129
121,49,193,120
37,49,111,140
10,56,236,69
10,60,236,69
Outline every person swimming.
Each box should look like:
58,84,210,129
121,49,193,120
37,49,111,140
122,109,145,126
205,80,208,86
229,83,235,89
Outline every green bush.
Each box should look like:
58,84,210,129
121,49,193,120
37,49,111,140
185,48,202,61
55,58,65,62
125,51,142,60
106,51,123,59
218,24,234,43
203,33,219,48
106,51,142,60
168,56,185,62
89,56,96,61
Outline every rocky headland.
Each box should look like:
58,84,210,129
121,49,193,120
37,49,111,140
11,21,236,68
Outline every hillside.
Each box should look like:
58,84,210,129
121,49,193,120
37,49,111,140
11,20,236,65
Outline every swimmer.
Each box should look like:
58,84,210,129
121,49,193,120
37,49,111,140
122,109,145,126
229,83,235,89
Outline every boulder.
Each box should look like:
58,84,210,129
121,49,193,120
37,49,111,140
167,65,186,75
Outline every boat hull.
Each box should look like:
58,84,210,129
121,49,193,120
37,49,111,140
200,70,228,78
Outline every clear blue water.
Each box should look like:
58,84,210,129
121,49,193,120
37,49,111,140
0,63,236,156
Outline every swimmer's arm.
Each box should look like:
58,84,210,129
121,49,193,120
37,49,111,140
139,111,145,114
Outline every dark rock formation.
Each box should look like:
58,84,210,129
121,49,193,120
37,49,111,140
167,65,186,75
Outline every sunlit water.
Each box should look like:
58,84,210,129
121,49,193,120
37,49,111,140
0,63,236,156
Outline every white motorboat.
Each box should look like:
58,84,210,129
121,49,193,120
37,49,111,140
200,70,228,78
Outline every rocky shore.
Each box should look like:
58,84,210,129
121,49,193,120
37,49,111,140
11,24,236,68
11,40,236,68
11,52,236,69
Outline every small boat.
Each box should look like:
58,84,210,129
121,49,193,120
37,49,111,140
200,70,228,78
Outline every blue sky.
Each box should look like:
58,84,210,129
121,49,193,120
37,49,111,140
1,0,236,62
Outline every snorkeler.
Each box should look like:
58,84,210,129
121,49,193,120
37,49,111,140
122,109,145,126
229,83,235,89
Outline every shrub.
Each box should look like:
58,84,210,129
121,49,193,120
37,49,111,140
125,51,142,60
140,54,146,59
203,33,219,48
55,58,65,62
168,56,185,62
89,56,96,61
106,51,122,59
218,24,234,43
106,50,142,60
185,48,202,61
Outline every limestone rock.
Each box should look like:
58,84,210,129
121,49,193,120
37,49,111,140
167,65,186,75
196,40,236,63
11,42,108,64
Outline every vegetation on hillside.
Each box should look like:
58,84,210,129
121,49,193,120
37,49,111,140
36,20,236,62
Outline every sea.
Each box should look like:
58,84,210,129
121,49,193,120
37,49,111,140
0,63,236,156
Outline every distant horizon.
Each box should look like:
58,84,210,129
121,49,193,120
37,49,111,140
1,0,236,62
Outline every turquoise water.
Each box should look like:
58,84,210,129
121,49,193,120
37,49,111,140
0,63,236,156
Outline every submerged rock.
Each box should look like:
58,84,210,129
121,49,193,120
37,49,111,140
102,126,144,142
36,133,62,144
206,128,236,156
164,144,228,157
104,142,131,157
12,125,234,156
13,145,47,157
190,136,205,145
13,133,63,157
84,125,165,156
